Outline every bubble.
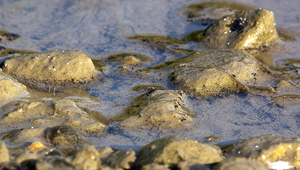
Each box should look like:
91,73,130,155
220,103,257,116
227,41,230,45
271,30,273,33
224,31,228,34
224,18,227,21
274,23,276,26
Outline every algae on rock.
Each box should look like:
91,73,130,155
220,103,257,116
114,90,196,131
135,135,223,169
2,50,96,85
203,8,278,49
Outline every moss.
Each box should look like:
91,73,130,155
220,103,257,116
110,91,164,122
128,35,186,45
182,30,206,43
107,52,153,62
92,60,107,72
78,107,110,126
131,85,166,91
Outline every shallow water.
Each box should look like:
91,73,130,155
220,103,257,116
0,0,300,151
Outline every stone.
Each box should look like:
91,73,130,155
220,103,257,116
2,50,96,84
120,56,140,66
177,161,209,170
72,144,101,170
141,163,170,170
0,99,107,134
116,90,196,131
212,157,269,170
104,149,136,169
230,134,300,169
44,126,84,147
0,69,29,102
203,8,278,49
135,135,223,169
0,141,9,164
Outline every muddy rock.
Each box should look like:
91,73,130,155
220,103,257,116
0,69,29,101
135,135,223,169
230,134,300,169
0,141,9,164
44,126,84,147
103,149,136,169
0,99,107,134
204,8,278,49
2,50,96,85
115,90,196,131
169,51,274,97
72,144,101,170
212,157,269,170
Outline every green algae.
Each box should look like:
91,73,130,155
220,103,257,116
179,1,255,19
131,85,166,91
0,48,38,58
78,106,110,126
182,30,206,43
92,60,107,72
110,91,164,122
107,52,153,62
128,35,186,45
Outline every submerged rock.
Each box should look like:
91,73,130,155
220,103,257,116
72,144,101,170
115,89,196,131
2,50,96,85
229,134,300,169
203,8,278,49
135,135,223,169
44,126,84,147
0,69,29,101
212,157,269,170
103,149,136,169
0,99,107,135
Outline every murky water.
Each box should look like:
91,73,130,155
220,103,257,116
0,0,300,151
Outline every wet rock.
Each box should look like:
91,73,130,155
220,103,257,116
115,90,196,131
0,69,29,101
16,151,38,164
169,51,274,97
0,140,9,164
103,149,136,169
120,56,140,66
0,99,107,134
203,8,278,49
20,157,75,170
72,144,101,170
0,162,20,170
135,135,223,169
97,147,114,160
212,157,269,170
230,134,300,169
44,126,84,147
141,163,170,170
2,50,96,85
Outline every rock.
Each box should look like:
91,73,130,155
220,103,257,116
20,157,75,170
169,51,274,97
115,90,196,131
120,56,140,66
97,147,114,160
103,149,136,169
212,157,269,170
0,141,9,164
135,135,223,169
2,50,96,85
229,134,300,169
0,162,20,170
44,126,84,147
203,8,278,49
72,144,101,170
0,69,29,102
141,163,170,170
0,99,107,134
177,161,209,170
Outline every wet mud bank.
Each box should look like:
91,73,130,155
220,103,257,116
0,0,300,169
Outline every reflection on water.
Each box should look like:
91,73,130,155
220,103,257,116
0,0,300,150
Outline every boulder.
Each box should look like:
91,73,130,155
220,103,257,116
72,144,101,170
